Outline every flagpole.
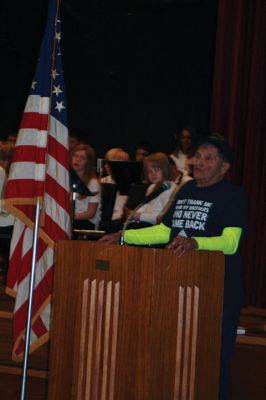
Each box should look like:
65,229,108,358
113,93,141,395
20,199,42,400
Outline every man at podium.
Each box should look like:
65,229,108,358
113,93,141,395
101,134,248,400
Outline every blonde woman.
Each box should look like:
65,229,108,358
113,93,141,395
127,152,176,227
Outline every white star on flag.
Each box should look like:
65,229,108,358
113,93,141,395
52,84,63,96
51,69,59,79
55,100,66,112
56,31,61,42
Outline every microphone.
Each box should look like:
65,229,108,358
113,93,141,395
141,182,171,205
120,182,171,245
69,168,97,196
72,181,96,196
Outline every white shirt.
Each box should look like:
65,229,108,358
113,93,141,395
75,178,101,229
170,151,190,175
138,181,177,225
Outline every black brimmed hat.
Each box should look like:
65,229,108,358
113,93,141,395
196,134,234,164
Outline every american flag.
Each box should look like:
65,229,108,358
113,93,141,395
3,0,71,361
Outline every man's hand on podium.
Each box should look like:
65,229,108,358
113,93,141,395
167,236,198,257
99,231,122,244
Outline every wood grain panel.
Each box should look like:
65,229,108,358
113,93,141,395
77,278,89,400
173,286,199,400
0,366,48,379
174,286,184,400
101,281,112,400
189,286,199,400
74,278,121,400
108,282,120,400
182,286,192,399
149,249,224,400
48,242,224,400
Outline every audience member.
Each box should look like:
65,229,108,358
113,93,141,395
6,132,18,145
69,127,85,151
125,152,176,228
170,125,196,176
0,141,15,174
134,140,153,163
71,144,101,230
100,148,130,222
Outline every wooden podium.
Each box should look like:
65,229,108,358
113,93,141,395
48,241,224,400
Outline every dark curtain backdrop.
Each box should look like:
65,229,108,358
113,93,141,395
0,1,218,157
210,0,266,307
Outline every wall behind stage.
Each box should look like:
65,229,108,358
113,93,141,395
0,0,218,157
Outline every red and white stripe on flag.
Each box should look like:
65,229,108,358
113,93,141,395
4,94,71,360
4,0,71,360
4,0,71,358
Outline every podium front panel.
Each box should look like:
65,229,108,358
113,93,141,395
48,241,224,400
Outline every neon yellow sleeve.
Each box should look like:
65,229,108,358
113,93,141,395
192,227,242,255
124,223,171,246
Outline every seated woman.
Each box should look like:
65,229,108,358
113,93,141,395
126,152,177,229
71,144,101,230
170,125,196,176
